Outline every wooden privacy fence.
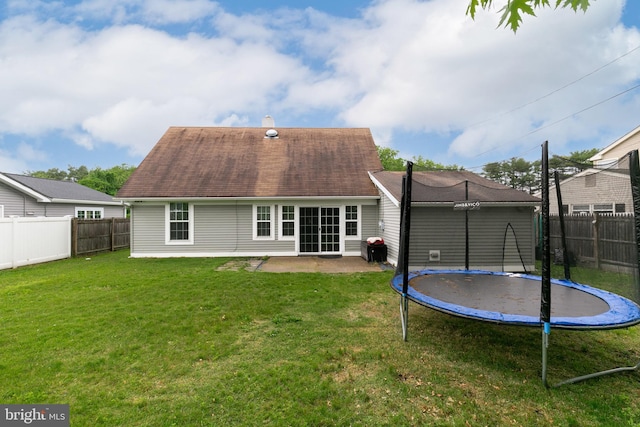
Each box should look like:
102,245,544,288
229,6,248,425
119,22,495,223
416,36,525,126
545,213,637,272
72,218,130,256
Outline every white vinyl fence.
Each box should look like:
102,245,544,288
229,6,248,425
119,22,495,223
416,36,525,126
0,217,72,270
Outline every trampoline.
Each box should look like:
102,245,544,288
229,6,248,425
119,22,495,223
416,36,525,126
390,270,640,330
393,143,640,387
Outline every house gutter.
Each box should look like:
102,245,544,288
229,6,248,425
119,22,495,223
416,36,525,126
49,198,124,206
115,195,380,203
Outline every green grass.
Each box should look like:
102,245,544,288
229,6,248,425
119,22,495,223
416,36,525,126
1,251,639,426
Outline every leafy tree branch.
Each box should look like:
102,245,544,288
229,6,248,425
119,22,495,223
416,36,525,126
467,0,593,32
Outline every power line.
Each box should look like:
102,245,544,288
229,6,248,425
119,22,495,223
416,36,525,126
520,82,640,138
469,81,640,164
469,44,640,128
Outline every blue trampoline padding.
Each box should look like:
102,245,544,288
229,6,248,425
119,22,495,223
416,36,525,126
391,269,640,330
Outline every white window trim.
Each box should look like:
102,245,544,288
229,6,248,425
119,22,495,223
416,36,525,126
0,205,4,218
253,204,275,240
278,205,297,241
165,203,194,245
75,207,104,219
343,205,361,240
593,203,614,214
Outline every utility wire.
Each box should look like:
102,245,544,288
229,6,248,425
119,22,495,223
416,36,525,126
519,83,640,138
468,44,640,128
466,82,640,171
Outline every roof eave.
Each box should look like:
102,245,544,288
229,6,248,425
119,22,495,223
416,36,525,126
50,198,124,206
589,124,640,161
0,173,51,202
116,195,380,203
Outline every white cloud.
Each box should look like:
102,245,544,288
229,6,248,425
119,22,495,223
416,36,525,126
0,0,638,170
0,141,45,173
324,0,640,160
140,0,220,24
0,13,311,156
69,0,220,25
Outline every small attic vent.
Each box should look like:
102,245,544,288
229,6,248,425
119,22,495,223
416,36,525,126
265,129,278,138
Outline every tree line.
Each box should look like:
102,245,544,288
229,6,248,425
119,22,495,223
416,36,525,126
377,146,599,194
26,164,136,196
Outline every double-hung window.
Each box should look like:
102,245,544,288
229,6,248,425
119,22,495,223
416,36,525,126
280,205,295,240
166,202,193,244
345,205,360,239
253,205,275,240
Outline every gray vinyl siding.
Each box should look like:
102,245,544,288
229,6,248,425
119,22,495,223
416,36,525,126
345,204,379,253
131,204,165,253
131,199,379,256
104,206,126,218
131,204,293,255
408,206,535,271
40,205,75,217
0,184,44,216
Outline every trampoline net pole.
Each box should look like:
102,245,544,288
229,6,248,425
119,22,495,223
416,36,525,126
465,180,469,270
542,323,550,388
630,150,640,305
401,161,413,296
554,170,571,281
400,296,409,341
397,161,413,340
541,141,552,387
550,149,640,387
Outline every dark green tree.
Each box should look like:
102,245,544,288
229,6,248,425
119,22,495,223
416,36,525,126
79,164,137,196
412,155,462,171
482,161,505,185
27,164,136,195
27,168,69,181
376,146,406,171
482,157,536,192
376,146,462,171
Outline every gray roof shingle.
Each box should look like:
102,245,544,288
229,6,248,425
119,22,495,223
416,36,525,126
4,173,116,203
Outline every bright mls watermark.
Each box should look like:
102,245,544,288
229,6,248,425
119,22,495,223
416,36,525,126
0,405,69,426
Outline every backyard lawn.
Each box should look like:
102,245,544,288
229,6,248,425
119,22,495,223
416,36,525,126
0,250,639,426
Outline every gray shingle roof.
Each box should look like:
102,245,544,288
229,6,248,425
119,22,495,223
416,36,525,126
3,173,116,203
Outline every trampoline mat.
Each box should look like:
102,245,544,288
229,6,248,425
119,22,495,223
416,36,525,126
410,273,610,318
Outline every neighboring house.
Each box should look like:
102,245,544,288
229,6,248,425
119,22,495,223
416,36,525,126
543,125,640,215
589,124,640,168
116,126,384,258
369,170,540,271
0,173,126,218
547,168,631,215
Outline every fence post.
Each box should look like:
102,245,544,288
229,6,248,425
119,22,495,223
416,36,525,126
111,217,116,251
592,213,599,270
71,218,78,257
11,217,17,269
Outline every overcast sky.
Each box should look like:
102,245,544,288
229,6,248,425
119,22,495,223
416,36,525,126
1,0,639,174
